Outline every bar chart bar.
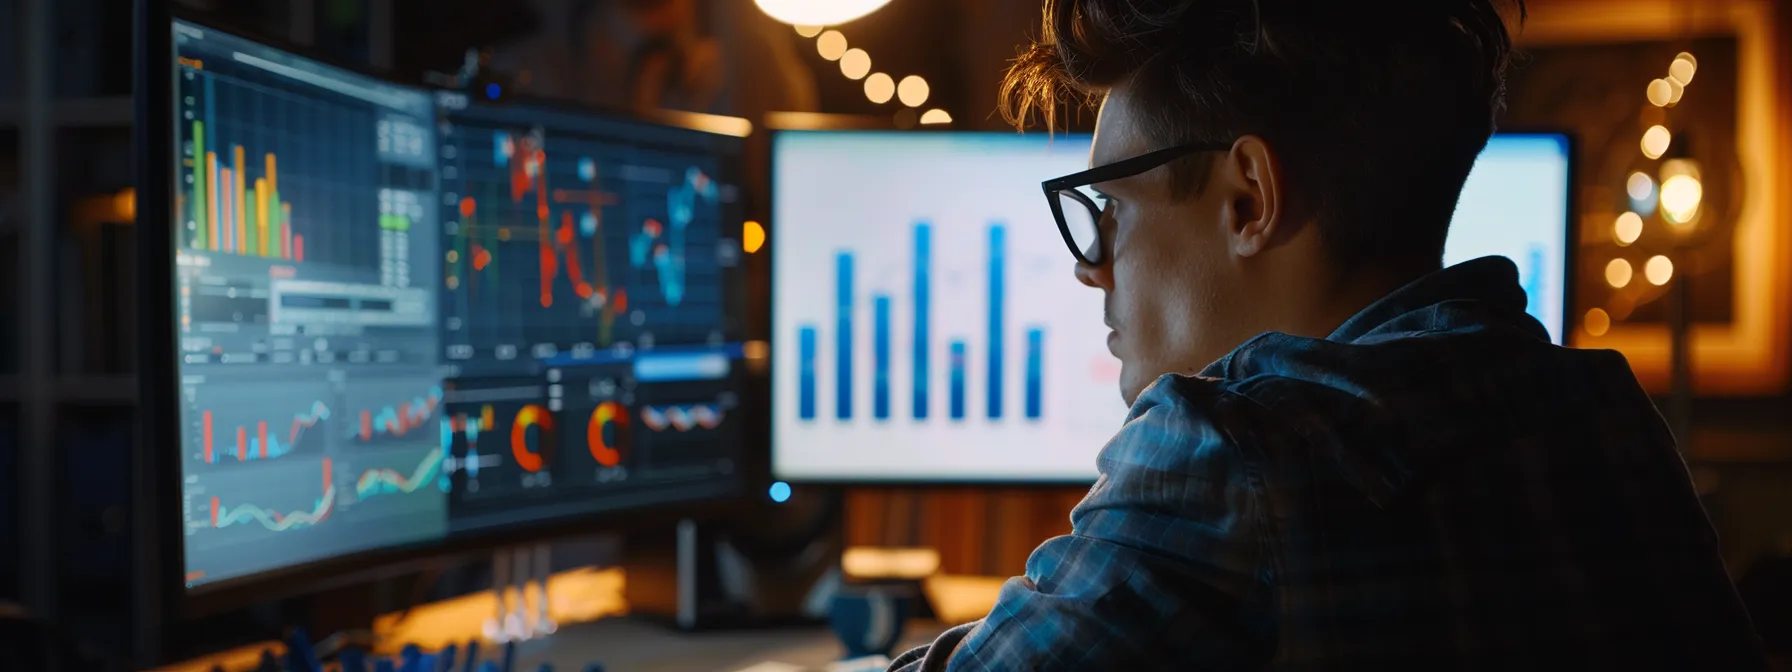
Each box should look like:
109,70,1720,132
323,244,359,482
949,340,967,420
912,222,931,419
202,410,213,463
836,252,854,420
987,223,1005,419
798,326,818,420
234,145,247,255
206,152,221,252
192,121,207,250
873,294,891,420
1025,327,1044,419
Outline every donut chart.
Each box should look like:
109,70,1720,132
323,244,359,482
588,402,627,468
511,404,553,473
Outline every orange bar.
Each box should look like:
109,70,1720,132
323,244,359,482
360,410,372,442
203,411,213,463
265,152,278,192
205,152,221,251
236,426,247,461
322,457,332,491
233,145,247,255
258,421,269,459
282,221,292,259
295,234,305,262
255,178,270,257
210,496,219,527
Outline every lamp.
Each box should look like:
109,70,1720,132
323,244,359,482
755,0,894,26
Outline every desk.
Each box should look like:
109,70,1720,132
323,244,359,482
503,617,948,671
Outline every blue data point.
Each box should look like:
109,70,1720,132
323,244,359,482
502,640,517,672
285,628,322,672
478,662,501,672
375,659,397,672
341,648,368,672
437,644,459,671
462,640,481,672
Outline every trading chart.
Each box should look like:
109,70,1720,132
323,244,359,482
171,20,446,587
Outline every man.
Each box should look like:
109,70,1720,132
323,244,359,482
890,0,1766,669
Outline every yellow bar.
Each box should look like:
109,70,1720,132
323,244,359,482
233,145,247,255
265,153,278,192
255,178,270,257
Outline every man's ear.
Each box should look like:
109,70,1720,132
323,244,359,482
1220,135,1283,258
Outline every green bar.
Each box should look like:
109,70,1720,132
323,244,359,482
192,121,207,249
271,190,282,256
379,214,412,232
246,187,259,255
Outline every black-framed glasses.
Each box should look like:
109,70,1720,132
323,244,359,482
1042,141,1232,265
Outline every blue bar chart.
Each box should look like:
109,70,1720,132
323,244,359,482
794,222,1049,425
771,131,1126,482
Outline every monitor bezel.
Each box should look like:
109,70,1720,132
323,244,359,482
137,7,757,636
765,128,1579,486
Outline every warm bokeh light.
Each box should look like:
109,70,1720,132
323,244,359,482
1585,308,1612,337
1605,258,1634,288
743,220,766,254
756,0,892,26
1647,79,1673,107
1670,52,1698,85
114,188,137,221
864,72,895,104
919,109,953,125
1645,255,1675,285
1614,212,1644,246
816,30,848,61
1665,78,1685,106
839,48,871,80
1660,174,1703,227
1641,125,1672,159
897,75,930,107
794,25,823,38
1626,172,1655,201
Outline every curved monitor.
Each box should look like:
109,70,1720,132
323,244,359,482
770,131,1572,484
157,17,747,595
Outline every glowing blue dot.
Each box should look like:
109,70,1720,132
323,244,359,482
578,158,597,182
485,83,501,100
580,212,599,237
769,481,792,503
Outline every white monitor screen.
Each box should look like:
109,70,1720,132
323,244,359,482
772,131,1570,483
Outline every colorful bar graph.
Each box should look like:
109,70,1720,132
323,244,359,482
1025,328,1045,419
873,295,891,420
798,326,818,420
912,222,931,419
836,252,854,420
987,224,1006,419
949,340,967,420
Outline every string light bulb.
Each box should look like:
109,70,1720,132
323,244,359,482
755,0,893,27
1641,125,1672,159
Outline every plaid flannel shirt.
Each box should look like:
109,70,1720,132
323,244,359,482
890,256,1766,671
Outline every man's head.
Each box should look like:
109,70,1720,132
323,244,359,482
1008,0,1524,403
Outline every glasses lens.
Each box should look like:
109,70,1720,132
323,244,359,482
1055,189,1102,263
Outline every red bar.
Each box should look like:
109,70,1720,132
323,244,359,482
322,457,332,491
202,411,213,463
360,410,372,442
210,496,219,527
258,421,269,459
236,426,247,461
295,235,304,262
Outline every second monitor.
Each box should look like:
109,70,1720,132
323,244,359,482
770,131,1571,484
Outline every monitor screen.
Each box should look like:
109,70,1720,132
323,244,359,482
770,131,1571,483
169,19,745,590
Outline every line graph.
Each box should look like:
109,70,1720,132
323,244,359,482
209,458,334,531
627,167,717,307
347,384,444,444
200,399,330,464
355,447,447,500
638,403,725,433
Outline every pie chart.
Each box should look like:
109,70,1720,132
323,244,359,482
588,401,627,468
511,404,553,473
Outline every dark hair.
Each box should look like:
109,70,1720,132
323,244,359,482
1003,0,1525,269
